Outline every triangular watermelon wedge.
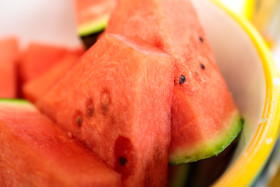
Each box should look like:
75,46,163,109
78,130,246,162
0,99,121,186
106,0,243,164
35,34,174,186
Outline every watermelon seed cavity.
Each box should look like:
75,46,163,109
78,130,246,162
77,116,83,126
100,89,111,115
86,98,94,117
154,39,163,48
199,37,204,43
114,136,136,179
73,110,83,127
179,75,186,84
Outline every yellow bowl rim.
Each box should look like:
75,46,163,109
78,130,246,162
210,1,280,186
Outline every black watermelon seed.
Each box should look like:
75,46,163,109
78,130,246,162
86,98,94,117
77,116,83,126
73,110,83,127
199,37,204,43
200,63,205,70
179,75,186,84
118,157,128,166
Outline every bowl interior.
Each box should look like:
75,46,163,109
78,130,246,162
0,0,81,47
192,0,266,175
0,0,268,185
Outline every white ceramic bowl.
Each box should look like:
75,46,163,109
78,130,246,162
192,0,280,186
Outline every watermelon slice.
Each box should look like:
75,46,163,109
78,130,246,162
74,0,117,48
106,0,243,164
23,54,80,102
0,37,19,98
36,34,174,186
0,99,121,186
19,42,83,84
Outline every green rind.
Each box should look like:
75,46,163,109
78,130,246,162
0,98,29,104
0,99,35,110
78,15,110,37
169,112,244,165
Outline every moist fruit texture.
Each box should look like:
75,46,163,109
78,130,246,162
106,0,243,164
19,42,83,84
23,54,80,102
36,34,174,187
0,37,19,98
0,99,121,187
74,0,117,48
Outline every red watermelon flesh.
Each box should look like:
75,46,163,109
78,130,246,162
0,99,121,187
0,37,19,98
19,42,83,84
23,54,80,102
36,34,174,187
106,0,242,164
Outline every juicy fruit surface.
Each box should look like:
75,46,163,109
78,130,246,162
0,99,121,187
0,37,18,98
107,0,242,163
19,42,83,84
36,34,174,186
23,54,80,102
170,111,242,164
75,0,117,36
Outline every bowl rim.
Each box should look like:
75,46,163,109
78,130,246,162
210,1,280,186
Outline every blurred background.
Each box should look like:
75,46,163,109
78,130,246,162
219,0,280,66
218,0,280,186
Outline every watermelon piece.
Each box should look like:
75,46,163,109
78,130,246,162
106,0,243,164
36,34,174,186
0,99,121,186
23,54,80,102
19,42,83,84
0,37,19,98
74,0,117,48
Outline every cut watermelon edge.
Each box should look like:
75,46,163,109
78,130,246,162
0,98,29,105
169,110,243,165
0,99,36,110
78,14,110,36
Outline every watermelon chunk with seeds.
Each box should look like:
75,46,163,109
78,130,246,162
35,34,174,187
106,0,243,164
19,42,83,84
0,37,19,98
0,99,121,187
23,53,80,102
